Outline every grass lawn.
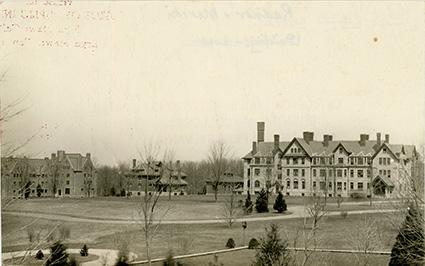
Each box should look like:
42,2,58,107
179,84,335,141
2,195,391,221
2,195,401,265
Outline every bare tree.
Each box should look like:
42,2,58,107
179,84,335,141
206,140,232,202
305,193,327,232
133,142,172,266
222,189,242,228
347,218,381,266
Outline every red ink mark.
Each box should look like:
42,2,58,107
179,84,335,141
374,37,378,42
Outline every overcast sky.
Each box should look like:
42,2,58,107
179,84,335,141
1,1,424,166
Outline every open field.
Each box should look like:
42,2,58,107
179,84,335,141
2,196,400,265
2,195,393,221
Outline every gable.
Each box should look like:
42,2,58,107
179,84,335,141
282,138,310,157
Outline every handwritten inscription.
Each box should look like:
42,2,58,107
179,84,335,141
1,0,116,55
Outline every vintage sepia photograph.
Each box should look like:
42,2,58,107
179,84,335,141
1,1,424,265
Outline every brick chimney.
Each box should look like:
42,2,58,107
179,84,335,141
252,141,257,155
303,131,314,142
323,135,329,147
57,150,65,161
132,159,137,168
385,134,390,144
328,135,333,141
377,133,381,147
274,134,280,150
257,122,265,143
360,134,367,146
86,153,91,158
51,153,56,160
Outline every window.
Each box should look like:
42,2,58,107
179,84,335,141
358,170,363,178
255,169,260,176
350,182,354,190
367,169,371,178
44,189,47,193
358,157,363,165
66,180,70,185
81,188,84,191
266,169,272,176
301,169,305,177
388,170,391,178
255,158,260,164
329,158,333,165
379,158,383,165
66,173,70,177
301,179,306,189
328,182,332,189
278,173,282,180
367,183,370,189
350,158,354,165
313,181,317,189
387,158,391,165
293,158,298,165
344,169,347,177
337,182,342,190
329,169,333,177
383,170,387,176
286,179,291,188
65,188,70,194
350,169,354,178
383,148,387,153
286,158,290,165
290,148,294,153
287,169,290,176
247,169,250,176
344,182,347,190
338,158,344,165
313,169,317,177
320,158,325,165
339,148,343,153
337,169,342,177
301,158,305,165
254,180,260,188
320,169,326,177
294,179,299,189
266,158,272,164
358,182,363,190
320,182,325,190
247,180,250,187
293,169,299,177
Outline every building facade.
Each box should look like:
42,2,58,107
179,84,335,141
243,122,417,198
205,172,244,195
125,159,188,196
1,150,97,199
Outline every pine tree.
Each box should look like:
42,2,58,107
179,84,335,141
389,205,425,266
273,192,287,213
255,189,269,213
46,241,68,266
244,192,253,214
252,223,290,266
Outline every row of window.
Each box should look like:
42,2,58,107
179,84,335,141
312,181,368,191
253,168,371,178
378,157,392,165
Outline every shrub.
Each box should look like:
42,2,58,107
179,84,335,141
255,189,269,213
252,223,290,266
110,186,116,196
163,250,184,266
340,211,348,219
244,193,253,214
46,241,68,266
35,250,44,260
273,192,287,213
80,244,88,256
248,238,259,249
68,255,78,266
120,189,126,197
225,238,235,249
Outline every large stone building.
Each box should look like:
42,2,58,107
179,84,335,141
1,150,97,199
125,159,188,196
242,122,417,198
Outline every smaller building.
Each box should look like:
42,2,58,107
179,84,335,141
205,172,244,195
125,159,188,196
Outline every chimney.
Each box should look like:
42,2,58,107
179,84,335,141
309,132,314,142
377,133,381,147
44,157,49,160
252,141,257,155
257,122,265,143
51,153,56,160
303,131,310,142
365,134,369,141
323,135,329,147
132,159,136,168
360,134,367,146
274,134,280,150
57,150,65,161
86,153,91,158
385,134,390,144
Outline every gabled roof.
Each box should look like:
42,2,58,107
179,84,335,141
206,174,244,184
371,142,400,162
373,175,395,187
282,138,312,157
243,141,290,159
64,153,92,172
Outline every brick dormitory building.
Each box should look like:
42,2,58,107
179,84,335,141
243,122,418,198
1,150,97,199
